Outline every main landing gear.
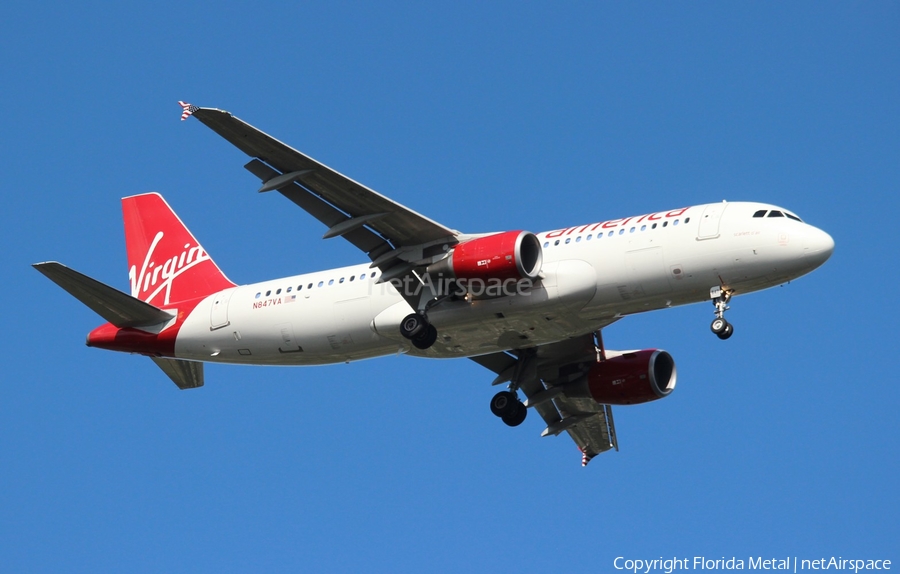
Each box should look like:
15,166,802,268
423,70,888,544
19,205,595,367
399,313,438,350
490,390,527,427
488,348,532,427
710,286,734,340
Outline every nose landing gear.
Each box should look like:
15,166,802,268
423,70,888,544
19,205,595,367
710,286,734,340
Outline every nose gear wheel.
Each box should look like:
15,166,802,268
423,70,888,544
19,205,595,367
709,286,734,340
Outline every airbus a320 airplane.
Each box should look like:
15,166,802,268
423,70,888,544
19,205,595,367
34,103,834,465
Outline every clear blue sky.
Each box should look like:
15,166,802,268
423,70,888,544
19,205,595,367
2,2,897,572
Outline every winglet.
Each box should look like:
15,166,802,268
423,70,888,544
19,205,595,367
178,101,199,121
580,447,594,467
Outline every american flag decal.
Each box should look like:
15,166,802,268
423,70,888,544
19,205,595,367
178,101,199,121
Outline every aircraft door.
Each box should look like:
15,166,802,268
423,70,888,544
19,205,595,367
209,288,235,330
697,203,728,240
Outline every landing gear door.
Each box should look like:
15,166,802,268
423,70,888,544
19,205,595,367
697,203,728,240
210,288,235,330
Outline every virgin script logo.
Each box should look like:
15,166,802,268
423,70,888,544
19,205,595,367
129,231,211,305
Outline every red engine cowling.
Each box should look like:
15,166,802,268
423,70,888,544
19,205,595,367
427,230,543,281
588,349,677,405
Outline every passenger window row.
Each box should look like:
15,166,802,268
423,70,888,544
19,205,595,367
542,218,690,248
256,271,378,299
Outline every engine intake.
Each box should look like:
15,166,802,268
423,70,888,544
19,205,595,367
427,230,543,281
587,349,677,405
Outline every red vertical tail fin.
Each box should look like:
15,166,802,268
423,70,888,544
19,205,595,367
123,193,235,307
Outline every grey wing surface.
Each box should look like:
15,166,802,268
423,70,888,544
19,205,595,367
189,107,459,293
471,329,620,467
33,262,174,329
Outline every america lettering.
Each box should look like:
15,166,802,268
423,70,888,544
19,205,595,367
544,207,690,239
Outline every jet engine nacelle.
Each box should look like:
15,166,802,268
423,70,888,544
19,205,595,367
588,349,677,405
427,230,543,281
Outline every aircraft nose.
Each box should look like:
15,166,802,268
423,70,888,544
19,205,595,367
804,226,834,268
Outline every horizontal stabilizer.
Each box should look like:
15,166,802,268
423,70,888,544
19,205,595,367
150,357,204,389
33,262,174,328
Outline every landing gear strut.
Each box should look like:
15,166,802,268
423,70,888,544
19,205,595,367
710,286,734,340
399,313,437,349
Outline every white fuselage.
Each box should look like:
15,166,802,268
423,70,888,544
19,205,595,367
172,201,834,365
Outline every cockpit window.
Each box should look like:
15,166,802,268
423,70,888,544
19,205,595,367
768,210,784,218
785,212,802,222
753,210,767,218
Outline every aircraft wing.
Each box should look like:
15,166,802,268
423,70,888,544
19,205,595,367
471,331,619,466
188,105,459,289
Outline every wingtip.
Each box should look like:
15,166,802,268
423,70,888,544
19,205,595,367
580,447,594,467
178,100,199,121
32,261,61,271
